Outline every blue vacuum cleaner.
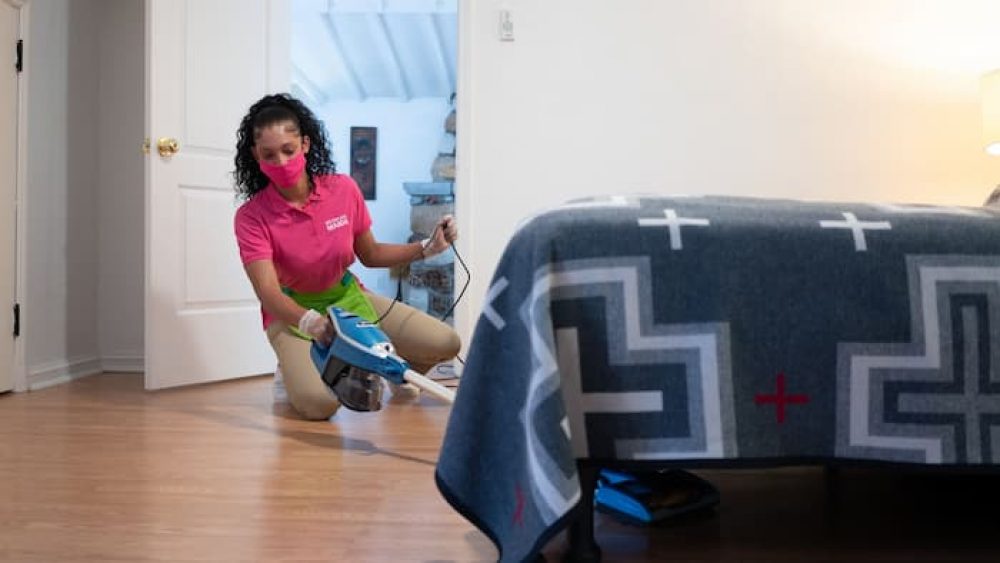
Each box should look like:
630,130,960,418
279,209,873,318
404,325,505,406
310,306,456,412
595,468,720,525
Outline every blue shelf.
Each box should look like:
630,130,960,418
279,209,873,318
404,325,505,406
403,181,454,196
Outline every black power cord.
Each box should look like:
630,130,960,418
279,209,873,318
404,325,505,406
374,229,471,333
439,240,470,323
372,226,437,327
373,236,471,372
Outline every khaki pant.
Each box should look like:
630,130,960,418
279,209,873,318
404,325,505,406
266,291,461,420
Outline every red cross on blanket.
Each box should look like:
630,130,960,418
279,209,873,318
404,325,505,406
755,372,810,424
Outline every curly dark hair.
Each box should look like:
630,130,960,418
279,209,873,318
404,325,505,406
233,93,336,201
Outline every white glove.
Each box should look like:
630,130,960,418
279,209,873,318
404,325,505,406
298,309,332,345
421,215,458,259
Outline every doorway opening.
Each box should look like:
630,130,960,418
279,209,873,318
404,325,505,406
290,0,459,324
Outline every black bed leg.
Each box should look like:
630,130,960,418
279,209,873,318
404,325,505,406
824,464,842,521
562,463,602,563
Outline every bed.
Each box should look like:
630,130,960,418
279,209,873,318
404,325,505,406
434,194,1000,562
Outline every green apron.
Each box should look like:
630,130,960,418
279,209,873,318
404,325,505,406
283,270,379,341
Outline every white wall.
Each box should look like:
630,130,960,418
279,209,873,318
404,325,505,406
454,0,1000,343
25,0,144,388
25,0,101,386
97,0,144,372
316,98,453,296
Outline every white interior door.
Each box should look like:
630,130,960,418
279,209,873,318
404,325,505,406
0,2,17,394
145,0,289,390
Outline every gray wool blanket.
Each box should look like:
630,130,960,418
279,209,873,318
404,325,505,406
435,195,1000,562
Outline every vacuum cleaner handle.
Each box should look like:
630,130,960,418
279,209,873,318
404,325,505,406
403,369,455,404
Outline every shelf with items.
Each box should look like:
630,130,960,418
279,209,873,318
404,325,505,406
396,106,457,323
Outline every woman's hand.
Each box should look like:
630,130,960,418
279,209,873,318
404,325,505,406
422,215,458,259
298,309,334,346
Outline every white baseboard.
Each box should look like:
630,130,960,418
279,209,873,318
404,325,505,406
101,354,144,374
28,356,103,391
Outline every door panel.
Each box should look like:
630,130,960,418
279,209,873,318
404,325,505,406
184,2,268,151
181,187,259,304
145,0,289,390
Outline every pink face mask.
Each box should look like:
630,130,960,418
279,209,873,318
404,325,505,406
259,152,306,189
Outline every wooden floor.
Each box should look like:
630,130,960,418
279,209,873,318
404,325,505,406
2,374,1000,562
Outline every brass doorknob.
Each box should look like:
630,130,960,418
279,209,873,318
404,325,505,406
157,137,180,157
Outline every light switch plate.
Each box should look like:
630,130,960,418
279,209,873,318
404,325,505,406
498,9,514,41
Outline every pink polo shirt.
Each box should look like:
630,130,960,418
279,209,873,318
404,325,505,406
234,173,372,328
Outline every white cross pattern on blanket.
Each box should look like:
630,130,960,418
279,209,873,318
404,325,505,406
638,208,711,250
819,212,892,252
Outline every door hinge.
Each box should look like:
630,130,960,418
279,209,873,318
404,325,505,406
15,39,22,73
13,303,19,338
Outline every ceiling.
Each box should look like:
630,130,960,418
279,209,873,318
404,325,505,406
291,0,458,105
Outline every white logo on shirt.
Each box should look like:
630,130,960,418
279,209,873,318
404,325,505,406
325,215,349,231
